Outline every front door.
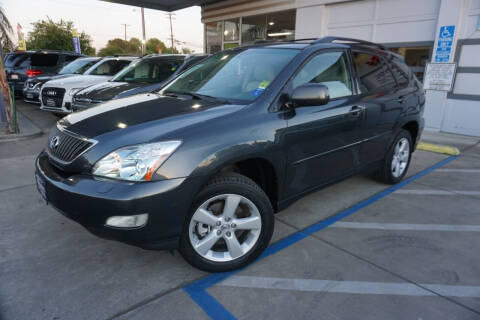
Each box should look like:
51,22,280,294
282,50,364,198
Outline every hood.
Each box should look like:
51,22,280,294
29,74,74,85
74,81,160,102
45,75,111,88
59,93,243,138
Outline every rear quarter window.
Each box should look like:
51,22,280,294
4,53,31,68
389,58,411,88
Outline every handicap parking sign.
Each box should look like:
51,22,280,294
435,25,455,62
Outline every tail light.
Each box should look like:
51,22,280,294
26,69,42,77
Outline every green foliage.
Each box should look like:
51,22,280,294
26,18,95,55
181,47,194,54
145,38,167,54
98,38,142,56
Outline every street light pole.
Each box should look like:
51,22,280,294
120,23,129,41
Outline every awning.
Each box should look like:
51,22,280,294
102,0,224,11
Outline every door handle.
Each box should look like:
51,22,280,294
397,96,406,104
349,106,364,117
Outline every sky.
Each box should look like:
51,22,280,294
1,0,204,53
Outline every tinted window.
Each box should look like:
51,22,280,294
164,48,298,102
112,58,184,83
4,53,31,68
86,59,132,76
389,58,410,87
30,54,59,67
293,51,353,99
352,52,396,93
58,58,100,75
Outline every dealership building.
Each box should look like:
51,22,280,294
199,0,480,137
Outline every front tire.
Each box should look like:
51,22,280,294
377,129,412,184
179,172,274,272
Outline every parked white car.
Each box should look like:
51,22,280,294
40,56,136,115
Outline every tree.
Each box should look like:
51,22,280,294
26,18,95,55
98,38,142,56
181,47,194,54
146,38,167,54
0,7,13,52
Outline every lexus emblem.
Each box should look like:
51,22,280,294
50,136,61,149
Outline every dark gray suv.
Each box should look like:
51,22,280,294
35,37,425,272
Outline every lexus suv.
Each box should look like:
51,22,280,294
72,54,207,111
35,37,425,272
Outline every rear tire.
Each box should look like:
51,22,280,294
377,129,412,184
179,172,274,272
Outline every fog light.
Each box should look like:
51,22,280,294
105,214,149,228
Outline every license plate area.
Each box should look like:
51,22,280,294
26,93,34,99
35,173,48,204
46,98,57,107
10,74,19,80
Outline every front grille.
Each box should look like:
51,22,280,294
72,97,102,110
42,87,66,108
47,126,94,163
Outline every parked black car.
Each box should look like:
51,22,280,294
23,57,101,104
4,50,84,95
35,37,424,272
71,54,207,111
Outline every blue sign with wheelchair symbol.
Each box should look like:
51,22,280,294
435,25,455,62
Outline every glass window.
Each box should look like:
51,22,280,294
292,51,353,99
224,18,239,42
241,10,296,45
30,54,59,67
4,53,31,68
85,59,132,76
58,58,99,75
242,15,267,45
389,46,431,82
266,10,296,42
389,58,410,88
112,58,184,83
163,48,299,103
352,52,396,93
206,21,222,54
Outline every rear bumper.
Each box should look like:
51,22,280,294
8,82,24,94
35,151,202,250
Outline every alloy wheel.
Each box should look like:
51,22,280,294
188,194,262,262
391,137,410,178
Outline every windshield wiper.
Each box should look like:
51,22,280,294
163,91,229,103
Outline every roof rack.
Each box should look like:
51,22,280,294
312,37,387,50
253,38,320,45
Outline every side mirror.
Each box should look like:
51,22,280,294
291,83,330,107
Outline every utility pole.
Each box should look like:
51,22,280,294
120,23,130,41
141,8,146,55
166,12,176,52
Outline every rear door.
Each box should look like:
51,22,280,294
282,50,365,197
351,50,400,166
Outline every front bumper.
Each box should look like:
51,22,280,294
23,88,41,104
35,151,202,249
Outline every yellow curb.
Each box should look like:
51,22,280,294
417,141,461,156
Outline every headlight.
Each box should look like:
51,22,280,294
69,88,83,96
92,141,181,181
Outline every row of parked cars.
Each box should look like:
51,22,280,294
5,50,207,116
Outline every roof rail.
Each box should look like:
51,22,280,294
312,37,387,50
252,38,320,45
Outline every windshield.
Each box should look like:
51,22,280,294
112,57,183,83
84,59,132,76
59,58,99,75
162,48,298,102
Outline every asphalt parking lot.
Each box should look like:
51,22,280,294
1,101,480,320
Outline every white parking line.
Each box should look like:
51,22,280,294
219,276,480,298
436,168,480,173
330,222,480,232
395,189,480,196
